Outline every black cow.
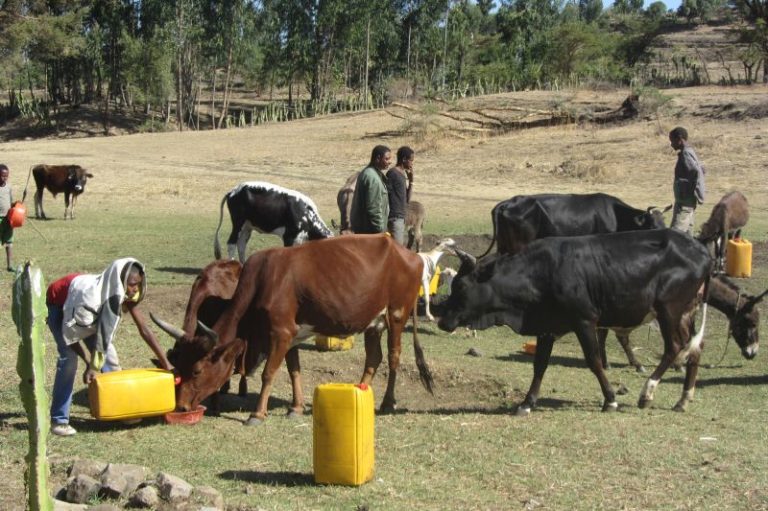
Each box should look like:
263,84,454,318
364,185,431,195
213,181,334,262
32,164,94,220
479,193,669,257
437,229,712,415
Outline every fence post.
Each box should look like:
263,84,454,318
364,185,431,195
12,262,53,511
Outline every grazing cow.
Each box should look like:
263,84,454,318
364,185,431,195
335,171,426,250
153,234,434,425
417,238,456,321
178,259,295,413
32,164,94,220
437,229,711,414
697,191,749,273
479,193,669,257
213,182,333,262
599,274,763,372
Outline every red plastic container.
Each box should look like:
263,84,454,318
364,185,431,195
164,405,206,425
6,202,26,228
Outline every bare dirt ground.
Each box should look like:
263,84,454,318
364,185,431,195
2,85,766,239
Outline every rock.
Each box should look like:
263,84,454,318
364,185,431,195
66,474,101,504
53,499,88,511
466,347,483,357
69,459,108,480
157,472,194,501
87,504,121,511
191,486,225,510
52,483,68,501
103,463,148,494
128,485,160,509
99,471,127,499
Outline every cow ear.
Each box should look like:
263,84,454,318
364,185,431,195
86,173,94,178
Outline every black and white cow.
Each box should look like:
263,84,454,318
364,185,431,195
214,182,334,262
479,193,669,257
437,229,712,415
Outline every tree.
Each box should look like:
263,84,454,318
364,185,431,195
579,0,603,23
731,0,768,82
646,1,668,19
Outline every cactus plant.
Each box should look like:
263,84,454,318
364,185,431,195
12,262,54,511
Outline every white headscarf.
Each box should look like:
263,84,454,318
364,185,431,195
62,258,147,367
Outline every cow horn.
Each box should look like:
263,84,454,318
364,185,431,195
453,247,477,267
150,313,185,341
197,320,219,344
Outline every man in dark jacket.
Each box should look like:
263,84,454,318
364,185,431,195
669,126,706,235
386,146,415,245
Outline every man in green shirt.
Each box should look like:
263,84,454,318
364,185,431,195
350,145,392,234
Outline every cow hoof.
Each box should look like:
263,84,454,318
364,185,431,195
672,403,687,413
638,398,651,409
379,403,397,414
286,409,304,419
636,366,647,374
244,416,265,426
514,405,531,417
602,401,619,412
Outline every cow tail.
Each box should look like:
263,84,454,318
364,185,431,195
213,194,227,259
411,297,434,395
677,274,711,365
477,204,498,259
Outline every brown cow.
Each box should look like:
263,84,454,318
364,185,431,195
152,234,434,425
335,171,426,250
32,164,93,220
179,259,310,414
697,191,749,273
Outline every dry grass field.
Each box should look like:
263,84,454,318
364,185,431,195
0,85,766,510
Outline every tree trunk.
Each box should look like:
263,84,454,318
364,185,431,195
176,2,184,131
211,68,217,130
217,45,234,130
364,16,370,103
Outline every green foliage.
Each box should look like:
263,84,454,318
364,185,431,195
646,1,669,20
0,0,752,128
678,0,727,22
12,264,53,511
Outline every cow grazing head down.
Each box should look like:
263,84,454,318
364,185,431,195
153,314,245,411
214,181,334,262
436,248,510,333
156,235,432,423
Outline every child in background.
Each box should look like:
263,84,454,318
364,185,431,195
0,164,14,271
